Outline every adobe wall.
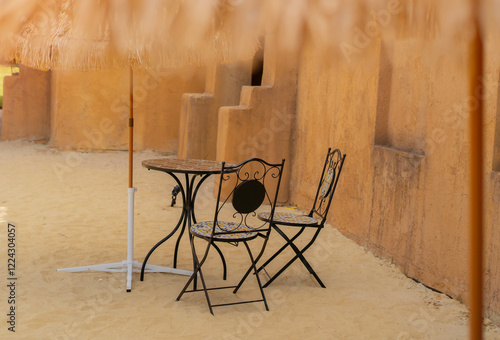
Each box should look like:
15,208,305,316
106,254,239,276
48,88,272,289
484,34,500,323
178,61,252,160
1,65,51,141
50,69,129,150
216,39,297,202
50,67,205,152
134,66,206,152
291,34,500,321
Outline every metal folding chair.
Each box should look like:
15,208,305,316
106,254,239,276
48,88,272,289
257,148,345,288
176,158,285,314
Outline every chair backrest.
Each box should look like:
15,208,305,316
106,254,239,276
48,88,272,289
310,148,346,224
212,158,285,238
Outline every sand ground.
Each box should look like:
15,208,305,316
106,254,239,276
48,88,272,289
0,140,499,339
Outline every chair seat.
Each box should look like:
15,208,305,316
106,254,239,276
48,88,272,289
257,212,318,226
191,221,258,241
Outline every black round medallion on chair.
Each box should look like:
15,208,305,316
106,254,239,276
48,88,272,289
232,180,266,214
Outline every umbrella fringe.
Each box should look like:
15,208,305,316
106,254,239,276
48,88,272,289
0,0,479,71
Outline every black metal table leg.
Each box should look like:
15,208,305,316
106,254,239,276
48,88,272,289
141,166,229,283
173,173,193,268
140,173,187,281
140,213,185,280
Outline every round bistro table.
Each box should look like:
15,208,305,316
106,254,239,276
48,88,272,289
140,158,232,282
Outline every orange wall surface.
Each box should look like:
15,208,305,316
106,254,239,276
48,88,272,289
290,33,500,322
49,67,205,152
216,40,297,202
178,61,251,160
1,65,51,141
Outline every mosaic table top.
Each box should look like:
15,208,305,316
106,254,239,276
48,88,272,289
142,158,234,174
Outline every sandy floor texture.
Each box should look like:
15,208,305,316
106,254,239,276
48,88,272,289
0,140,499,339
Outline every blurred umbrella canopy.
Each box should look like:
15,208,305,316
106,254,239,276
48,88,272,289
0,0,260,70
0,0,484,71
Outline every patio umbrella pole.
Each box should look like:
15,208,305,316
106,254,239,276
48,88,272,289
469,1,484,338
56,68,142,291
127,66,137,292
57,67,193,291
